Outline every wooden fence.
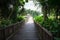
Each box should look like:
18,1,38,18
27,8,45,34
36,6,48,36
0,20,24,40
34,22,54,40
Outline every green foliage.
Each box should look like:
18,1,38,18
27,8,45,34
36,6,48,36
0,0,27,28
26,9,40,17
0,0,26,19
16,16,24,22
0,15,25,28
35,0,60,21
34,15,60,37
34,15,43,24
0,19,12,28
19,0,25,6
26,0,28,2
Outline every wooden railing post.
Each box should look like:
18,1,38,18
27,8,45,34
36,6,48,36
34,21,54,40
3,29,6,40
0,20,24,40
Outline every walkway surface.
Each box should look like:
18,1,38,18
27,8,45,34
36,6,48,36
9,15,39,40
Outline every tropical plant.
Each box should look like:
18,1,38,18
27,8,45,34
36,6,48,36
34,15,60,37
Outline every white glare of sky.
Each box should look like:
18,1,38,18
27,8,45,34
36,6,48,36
24,0,42,12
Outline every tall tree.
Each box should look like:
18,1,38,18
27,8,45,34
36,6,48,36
0,0,27,19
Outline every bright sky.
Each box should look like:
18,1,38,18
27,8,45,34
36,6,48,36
24,0,42,12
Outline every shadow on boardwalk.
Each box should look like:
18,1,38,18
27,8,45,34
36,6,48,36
8,15,39,40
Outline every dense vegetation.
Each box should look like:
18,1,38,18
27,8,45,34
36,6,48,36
33,0,60,39
34,0,60,21
0,0,60,40
26,9,40,17
25,4,60,39
34,15,60,37
0,0,28,28
26,9,60,38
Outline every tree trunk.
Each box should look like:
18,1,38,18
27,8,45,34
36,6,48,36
11,5,18,20
42,6,48,21
55,8,59,20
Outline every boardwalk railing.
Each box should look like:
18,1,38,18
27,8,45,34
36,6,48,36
0,20,24,40
34,22,54,40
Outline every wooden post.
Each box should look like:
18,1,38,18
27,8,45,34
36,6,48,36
3,29,6,40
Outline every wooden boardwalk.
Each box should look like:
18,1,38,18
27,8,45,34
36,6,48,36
8,16,39,40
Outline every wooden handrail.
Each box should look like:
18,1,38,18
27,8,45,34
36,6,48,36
34,21,54,40
0,20,24,40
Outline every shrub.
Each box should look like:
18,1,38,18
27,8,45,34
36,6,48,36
34,16,60,37
0,16,24,28
0,19,12,28
16,16,24,22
